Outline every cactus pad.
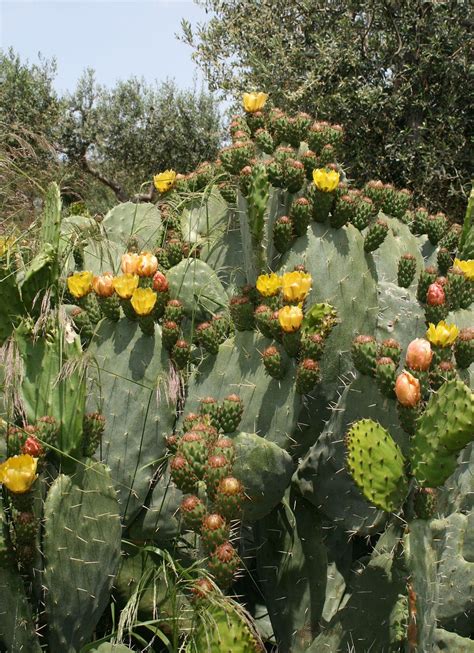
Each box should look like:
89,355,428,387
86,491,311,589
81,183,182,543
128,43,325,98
346,418,408,512
410,379,474,487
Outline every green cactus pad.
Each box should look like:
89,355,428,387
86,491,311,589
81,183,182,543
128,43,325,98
167,258,228,320
410,379,474,487
0,496,42,653
254,497,327,653
296,375,408,534
183,331,300,450
346,419,408,512
231,432,294,521
43,459,121,653
87,318,174,524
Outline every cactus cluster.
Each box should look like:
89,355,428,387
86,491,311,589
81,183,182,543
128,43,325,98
0,91,472,653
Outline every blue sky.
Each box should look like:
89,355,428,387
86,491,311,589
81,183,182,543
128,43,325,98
0,0,209,93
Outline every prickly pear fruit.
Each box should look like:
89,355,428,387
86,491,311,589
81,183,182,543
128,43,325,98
379,338,401,366
204,455,232,497
170,454,198,493
416,266,437,303
200,397,221,430
201,513,230,552
214,477,244,521
162,320,180,351
262,346,285,379
397,254,417,288
212,438,236,465
364,219,389,252
273,216,294,253
429,361,458,390
254,305,274,339
352,335,377,376
345,419,408,512
180,495,206,532
172,339,191,370
454,327,474,369
330,194,354,229
36,416,59,448
220,395,244,434
196,322,220,356
295,358,320,394
301,333,324,360
375,357,396,398
290,197,312,236
426,212,448,245
207,541,240,589
83,412,105,457
178,432,209,479
229,295,255,331
164,299,184,323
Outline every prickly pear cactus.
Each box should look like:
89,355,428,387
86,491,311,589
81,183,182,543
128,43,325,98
87,318,175,524
254,495,327,653
15,323,86,460
410,379,474,486
43,459,121,652
345,419,408,513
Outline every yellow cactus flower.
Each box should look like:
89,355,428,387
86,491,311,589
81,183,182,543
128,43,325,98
131,287,157,316
242,92,268,113
67,271,93,299
0,455,38,494
256,273,281,297
312,168,340,193
426,321,459,347
153,170,177,193
278,305,304,333
112,274,139,299
0,236,15,257
281,271,312,303
136,252,158,277
453,258,474,281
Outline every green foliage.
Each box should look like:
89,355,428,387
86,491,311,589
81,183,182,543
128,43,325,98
15,324,86,461
60,72,222,200
183,1,471,216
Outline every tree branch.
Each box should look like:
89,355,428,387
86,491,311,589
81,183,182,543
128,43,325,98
80,156,130,203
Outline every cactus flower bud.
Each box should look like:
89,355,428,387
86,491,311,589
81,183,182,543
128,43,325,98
406,338,433,371
426,282,445,306
395,371,421,407
22,436,43,457
121,252,139,274
136,251,158,277
92,272,115,297
152,270,169,293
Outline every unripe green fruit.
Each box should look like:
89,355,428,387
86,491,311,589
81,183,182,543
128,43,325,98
397,254,417,288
